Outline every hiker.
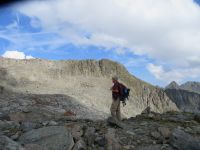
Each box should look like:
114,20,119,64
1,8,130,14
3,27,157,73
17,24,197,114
110,76,121,123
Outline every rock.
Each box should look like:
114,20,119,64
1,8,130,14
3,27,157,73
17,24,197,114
0,120,20,131
194,113,200,123
170,128,200,150
105,128,121,150
0,120,20,137
24,144,48,150
19,126,74,150
66,123,83,141
141,106,151,114
95,136,106,147
84,127,96,146
9,112,26,122
0,85,4,94
22,108,32,113
136,145,161,150
20,121,38,132
11,132,20,140
72,139,86,150
0,135,24,150
0,114,11,121
123,145,135,150
48,120,58,126
158,127,171,139
150,131,161,139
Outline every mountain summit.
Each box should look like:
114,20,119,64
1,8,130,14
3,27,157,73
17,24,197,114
165,81,180,90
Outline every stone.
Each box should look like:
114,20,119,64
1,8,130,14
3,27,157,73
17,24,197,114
136,145,161,150
20,121,38,132
141,106,151,114
24,144,48,150
105,128,121,150
158,127,171,139
0,120,20,131
170,128,200,150
48,120,58,126
0,114,11,121
194,113,200,123
150,131,161,139
66,123,83,141
84,127,96,146
19,126,74,150
95,136,106,147
72,139,86,150
0,135,24,150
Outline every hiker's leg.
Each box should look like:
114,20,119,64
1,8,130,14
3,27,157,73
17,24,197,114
110,99,118,122
116,98,121,121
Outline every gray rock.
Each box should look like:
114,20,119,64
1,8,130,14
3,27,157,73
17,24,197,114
84,127,96,146
170,128,200,150
194,113,200,123
20,121,38,132
24,144,48,150
0,120,20,131
141,106,151,114
0,135,24,150
158,127,171,139
95,136,106,147
150,131,161,139
48,120,58,126
19,126,74,150
105,128,121,150
136,145,161,150
72,139,86,150
70,124,83,141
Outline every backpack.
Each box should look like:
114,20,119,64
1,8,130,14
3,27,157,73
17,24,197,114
119,83,130,106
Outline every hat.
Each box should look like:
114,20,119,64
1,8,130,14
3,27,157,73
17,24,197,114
112,75,118,81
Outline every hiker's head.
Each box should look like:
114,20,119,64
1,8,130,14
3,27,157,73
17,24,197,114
112,75,118,83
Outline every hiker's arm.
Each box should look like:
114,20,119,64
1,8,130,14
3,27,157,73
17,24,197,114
112,89,119,92
110,87,119,92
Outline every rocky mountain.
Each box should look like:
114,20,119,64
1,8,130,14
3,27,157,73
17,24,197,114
1,57,200,150
180,81,200,94
165,81,179,90
0,57,177,119
165,81,200,113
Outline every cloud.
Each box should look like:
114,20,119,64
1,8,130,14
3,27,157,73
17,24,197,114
147,63,200,83
2,50,34,59
15,0,200,83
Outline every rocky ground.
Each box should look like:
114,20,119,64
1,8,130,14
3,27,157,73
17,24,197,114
1,91,200,150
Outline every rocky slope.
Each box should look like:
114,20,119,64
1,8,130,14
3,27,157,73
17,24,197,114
165,81,200,113
180,81,200,94
0,57,178,118
165,89,200,113
0,91,200,150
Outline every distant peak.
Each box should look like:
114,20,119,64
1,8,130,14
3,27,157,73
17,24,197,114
165,81,179,89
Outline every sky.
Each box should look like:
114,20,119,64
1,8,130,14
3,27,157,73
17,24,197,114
0,0,200,87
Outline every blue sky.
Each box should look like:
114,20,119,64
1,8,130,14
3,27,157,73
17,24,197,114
0,0,200,87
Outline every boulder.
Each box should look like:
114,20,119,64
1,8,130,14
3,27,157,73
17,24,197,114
0,135,24,150
19,126,74,150
84,127,96,146
170,128,200,150
72,139,86,150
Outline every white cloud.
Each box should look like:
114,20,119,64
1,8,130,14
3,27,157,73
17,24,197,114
147,63,200,83
16,0,200,83
2,50,34,59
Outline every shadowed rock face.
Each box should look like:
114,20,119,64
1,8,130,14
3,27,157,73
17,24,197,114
180,81,200,94
0,58,178,118
165,89,200,113
165,81,200,113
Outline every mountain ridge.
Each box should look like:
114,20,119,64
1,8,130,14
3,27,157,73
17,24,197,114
0,57,178,118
